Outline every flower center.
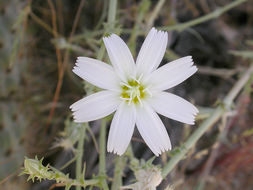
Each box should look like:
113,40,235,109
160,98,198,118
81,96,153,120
120,75,151,106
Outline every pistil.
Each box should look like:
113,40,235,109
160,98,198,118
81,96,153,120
120,76,151,106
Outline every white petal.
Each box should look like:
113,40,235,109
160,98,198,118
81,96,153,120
136,103,171,156
149,92,199,125
73,57,120,91
103,34,135,80
146,56,197,91
107,103,136,155
70,91,120,122
136,28,168,75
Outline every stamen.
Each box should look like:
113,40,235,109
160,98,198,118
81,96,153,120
120,97,131,101
135,79,140,84
120,82,132,89
130,75,140,84
137,95,143,107
120,74,149,106
130,91,133,100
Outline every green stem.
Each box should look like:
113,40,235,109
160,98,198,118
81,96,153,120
60,155,77,170
107,0,117,31
111,156,126,190
99,119,109,190
161,64,253,178
76,124,86,190
160,0,248,32
97,0,117,61
97,46,105,60
146,0,166,30
97,0,118,188
128,0,150,55
94,0,108,30
72,0,248,41
67,178,100,189
195,116,228,190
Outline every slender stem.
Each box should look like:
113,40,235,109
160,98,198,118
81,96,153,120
95,0,108,30
97,45,105,60
223,65,253,105
76,124,86,190
72,0,248,41
195,116,228,190
75,0,248,41
96,0,118,188
128,0,150,55
99,120,107,174
111,156,126,190
146,0,166,30
99,119,109,190
107,0,117,31
97,0,117,61
30,11,54,35
160,0,248,31
60,155,77,170
161,64,253,178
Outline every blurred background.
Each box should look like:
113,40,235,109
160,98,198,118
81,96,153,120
0,0,253,189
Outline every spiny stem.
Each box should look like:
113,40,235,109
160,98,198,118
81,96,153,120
75,124,86,190
161,64,253,178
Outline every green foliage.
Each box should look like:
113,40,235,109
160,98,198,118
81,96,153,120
20,156,71,183
20,156,99,190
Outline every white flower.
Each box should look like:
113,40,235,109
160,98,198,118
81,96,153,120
70,28,198,156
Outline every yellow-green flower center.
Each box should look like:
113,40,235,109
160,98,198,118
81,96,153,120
120,77,151,105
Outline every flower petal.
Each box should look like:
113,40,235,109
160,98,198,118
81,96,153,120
107,103,136,155
103,34,135,80
146,56,197,91
70,91,120,122
136,103,171,156
149,92,199,125
73,57,120,91
136,28,168,75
